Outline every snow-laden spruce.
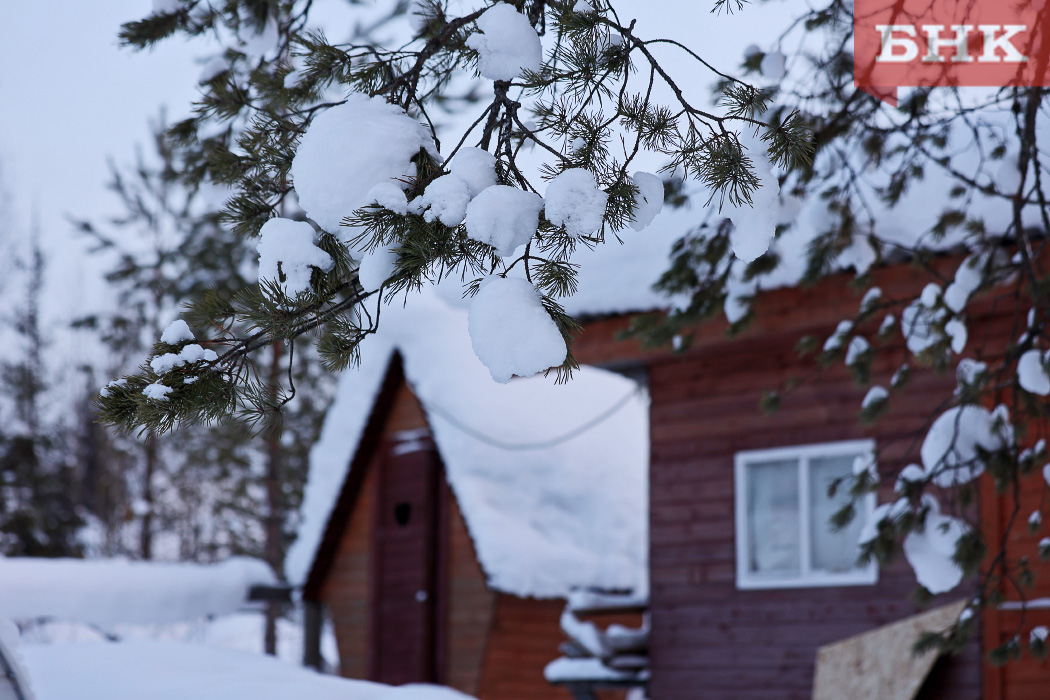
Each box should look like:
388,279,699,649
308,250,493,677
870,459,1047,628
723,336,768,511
466,3,543,81
725,131,780,262
627,172,664,231
464,185,544,256
291,94,436,238
468,276,567,383
921,405,1012,487
1018,349,1050,396
256,218,334,296
412,174,472,226
450,147,499,197
544,169,608,237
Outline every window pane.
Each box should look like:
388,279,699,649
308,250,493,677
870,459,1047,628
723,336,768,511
747,460,800,577
809,454,864,574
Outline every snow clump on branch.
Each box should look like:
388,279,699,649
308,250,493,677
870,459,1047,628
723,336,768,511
256,218,334,296
412,174,472,226
450,147,499,197
464,185,544,256
290,94,437,239
466,3,543,81
628,171,664,231
468,276,567,383
544,169,608,237
725,131,780,262
902,497,969,594
160,320,194,345
1018,349,1050,396
921,404,1013,488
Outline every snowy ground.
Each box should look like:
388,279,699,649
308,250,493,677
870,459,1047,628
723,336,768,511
20,639,472,700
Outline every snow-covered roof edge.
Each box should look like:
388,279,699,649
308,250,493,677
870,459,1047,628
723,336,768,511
288,294,649,599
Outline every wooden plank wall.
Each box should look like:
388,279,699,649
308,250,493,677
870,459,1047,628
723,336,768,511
322,460,375,679
478,595,575,700
617,261,992,700
445,483,496,695
321,382,502,696
981,468,1050,700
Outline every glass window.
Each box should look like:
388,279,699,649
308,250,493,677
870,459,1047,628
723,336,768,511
734,441,878,589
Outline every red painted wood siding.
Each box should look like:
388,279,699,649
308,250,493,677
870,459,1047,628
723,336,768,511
634,261,987,700
322,461,375,679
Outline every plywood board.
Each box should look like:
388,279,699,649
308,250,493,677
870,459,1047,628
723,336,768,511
812,600,968,700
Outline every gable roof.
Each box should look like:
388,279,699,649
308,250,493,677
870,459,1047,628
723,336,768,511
287,291,650,600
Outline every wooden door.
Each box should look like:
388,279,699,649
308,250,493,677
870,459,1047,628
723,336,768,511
370,435,445,685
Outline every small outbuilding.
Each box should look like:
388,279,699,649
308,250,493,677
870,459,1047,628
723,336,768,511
287,292,649,699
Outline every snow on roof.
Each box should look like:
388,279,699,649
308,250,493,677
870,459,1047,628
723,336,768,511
287,290,649,599
20,640,476,700
0,557,274,627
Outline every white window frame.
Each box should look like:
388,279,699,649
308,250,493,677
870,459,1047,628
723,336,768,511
734,439,878,590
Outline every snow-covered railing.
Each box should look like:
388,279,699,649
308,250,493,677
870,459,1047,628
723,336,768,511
545,590,649,700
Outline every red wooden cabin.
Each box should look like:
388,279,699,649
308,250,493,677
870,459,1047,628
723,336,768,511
568,254,1050,700
286,293,649,699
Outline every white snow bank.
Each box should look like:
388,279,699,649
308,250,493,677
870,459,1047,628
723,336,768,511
291,94,436,238
257,218,334,296
18,611,336,671
0,557,274,627
287,290,648,599
468,276,567,383
21,641,474,700
464,185,544,256
466,3,542,81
